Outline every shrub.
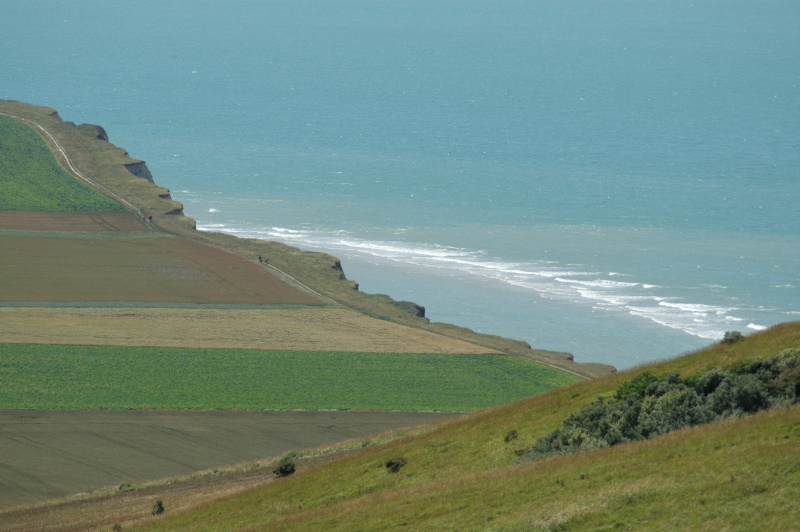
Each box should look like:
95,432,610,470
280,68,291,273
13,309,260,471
152,500,165,515
519,350,800,463
686,369,727,395
504,430,519,443
722,331,744,344
385,457,407,473
731,374,769,413
273,460,296,477
615,371,665,400
638,388,711,438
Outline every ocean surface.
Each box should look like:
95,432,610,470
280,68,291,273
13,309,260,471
3,0,798,369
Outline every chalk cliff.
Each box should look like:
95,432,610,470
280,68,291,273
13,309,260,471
123,161,154,183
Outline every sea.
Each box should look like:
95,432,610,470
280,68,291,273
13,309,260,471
2,0,798,369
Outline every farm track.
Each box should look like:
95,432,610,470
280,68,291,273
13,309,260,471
0,111,146,220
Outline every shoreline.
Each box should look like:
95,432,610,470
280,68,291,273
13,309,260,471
0,98,615,378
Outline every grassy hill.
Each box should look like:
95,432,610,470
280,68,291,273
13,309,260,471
0,114,122,211
3,322,797,530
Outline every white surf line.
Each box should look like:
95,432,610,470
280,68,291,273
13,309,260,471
3,112,594,376
0,111,147,222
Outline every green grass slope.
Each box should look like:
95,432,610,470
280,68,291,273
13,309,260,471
134,322,800,531
0,115,123,211
0,344,579,411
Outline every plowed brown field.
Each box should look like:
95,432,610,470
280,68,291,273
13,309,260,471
0,234,323,305
0,410,456,512
0,211,150,233
0,307,495,353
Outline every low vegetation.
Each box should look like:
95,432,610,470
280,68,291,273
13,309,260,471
0,115,122,211
0,343,579,411
3,323,797,531
119,323,798,531
521,348,800,462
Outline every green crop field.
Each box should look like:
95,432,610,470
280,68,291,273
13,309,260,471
0,115,123,211
0,344,579,411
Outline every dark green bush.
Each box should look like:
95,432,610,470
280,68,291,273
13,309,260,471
151,500,165,515
385,457,407,473
520,350,800,463
722,331,745,343
273,460,296,477
615,371,665,400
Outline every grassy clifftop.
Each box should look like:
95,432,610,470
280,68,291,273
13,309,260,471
0,100,186,222
0,114,123,211
0,99,611,377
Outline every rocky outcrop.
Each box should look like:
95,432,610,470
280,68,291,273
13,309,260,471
331,261,347,280
124,161,154,183
164,203,185,215
393,301,426,318
77,123,108,142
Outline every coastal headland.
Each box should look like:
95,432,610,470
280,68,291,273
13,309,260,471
0,99,608,510
0,99,613,376
1,100,798,530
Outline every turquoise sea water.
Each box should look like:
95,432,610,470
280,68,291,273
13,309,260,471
3,1,798,368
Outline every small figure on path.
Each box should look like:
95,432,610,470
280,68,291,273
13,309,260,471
259,255,262,263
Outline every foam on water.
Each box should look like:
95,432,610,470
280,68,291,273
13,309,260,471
198,221,764,343
5,0,796,368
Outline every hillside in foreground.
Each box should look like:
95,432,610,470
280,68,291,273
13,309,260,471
3,322,798,530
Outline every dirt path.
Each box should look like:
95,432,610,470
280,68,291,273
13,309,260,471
0,111,147,222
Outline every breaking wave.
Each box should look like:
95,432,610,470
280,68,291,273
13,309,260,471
197,222,764,341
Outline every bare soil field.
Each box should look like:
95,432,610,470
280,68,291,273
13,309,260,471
0,234,323,305
0,410,456,513
0,307,496,354
0,211,150,233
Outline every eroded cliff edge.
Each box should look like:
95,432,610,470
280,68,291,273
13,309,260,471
0,99,615,378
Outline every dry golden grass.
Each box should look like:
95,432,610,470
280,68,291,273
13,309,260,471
0,307,497,354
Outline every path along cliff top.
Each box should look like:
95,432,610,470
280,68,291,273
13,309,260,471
0,99,614,377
